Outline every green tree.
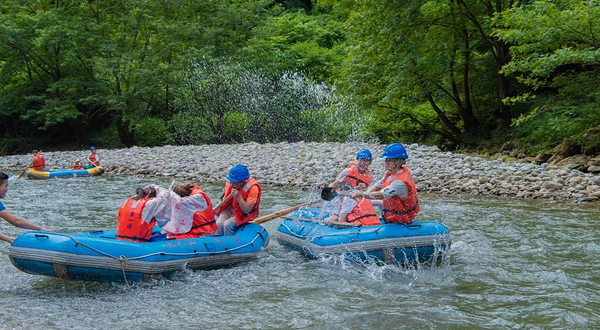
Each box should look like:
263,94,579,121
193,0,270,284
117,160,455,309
495,0,600,91
495,0,600,153
321,0,525,147
243,10,346,82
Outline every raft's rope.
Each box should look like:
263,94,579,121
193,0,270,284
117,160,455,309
280,223,309,238
37,229,268,284
280,221,389,240
119,255,130,286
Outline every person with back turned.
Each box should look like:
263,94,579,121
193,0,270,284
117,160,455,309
351,143,420,224
30,150,46,171
0,172,54,243
116,186,160,242
214,164,262,236
161,182,217,239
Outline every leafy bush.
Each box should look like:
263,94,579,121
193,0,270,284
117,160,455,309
133,117,174,147
510,74,600,154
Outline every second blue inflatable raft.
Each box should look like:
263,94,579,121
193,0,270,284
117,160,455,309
277,208,450,265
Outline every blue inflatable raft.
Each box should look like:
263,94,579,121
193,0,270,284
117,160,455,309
26,166,105,179
277,208,450,265
8,224,269,283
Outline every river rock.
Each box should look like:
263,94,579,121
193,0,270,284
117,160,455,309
1,142,599,203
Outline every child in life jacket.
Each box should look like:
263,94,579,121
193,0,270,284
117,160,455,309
73,159,83,170
161,182,217,239
324,194,381,227
329,148,373,191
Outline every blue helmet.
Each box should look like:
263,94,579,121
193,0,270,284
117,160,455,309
356,148,372,160
90,146,96,151
381,143,408,159
226,164,250,182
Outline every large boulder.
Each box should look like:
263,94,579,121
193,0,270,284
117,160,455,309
553,155,590,171
582,125,600,155
587,157,600,173
548,140,581,165
534,153,552,164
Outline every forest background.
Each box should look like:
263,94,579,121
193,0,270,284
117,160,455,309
1,0,598,161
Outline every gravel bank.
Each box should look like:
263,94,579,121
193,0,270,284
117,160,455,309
1,142,599,202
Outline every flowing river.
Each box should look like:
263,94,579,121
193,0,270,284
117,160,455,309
0,173,598,329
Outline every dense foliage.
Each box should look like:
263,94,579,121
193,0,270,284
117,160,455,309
0,0,597,156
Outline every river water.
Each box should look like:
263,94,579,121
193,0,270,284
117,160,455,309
0,173,598,329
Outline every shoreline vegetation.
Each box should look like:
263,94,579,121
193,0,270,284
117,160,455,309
1,1,599,163
1,143,598,203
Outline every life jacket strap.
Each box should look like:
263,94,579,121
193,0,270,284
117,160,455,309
383,203,419,215
348,213,378,222
346,175,367,185
191,220,216,229
116,235,150,242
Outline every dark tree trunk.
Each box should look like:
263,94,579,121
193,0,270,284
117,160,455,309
461,27,478,132
114,110,135,147
496,41,512,127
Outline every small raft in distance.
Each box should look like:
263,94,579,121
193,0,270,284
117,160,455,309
277,208,451,265
26,166,105,179
9,223,269,283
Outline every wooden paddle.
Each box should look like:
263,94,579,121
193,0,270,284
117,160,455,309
17,166,29,179
18,149,43,179
212,194,234,213
251,199,322,224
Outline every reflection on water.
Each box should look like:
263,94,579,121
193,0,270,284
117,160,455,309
0,172,598,329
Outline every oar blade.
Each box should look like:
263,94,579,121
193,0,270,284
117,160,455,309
321,187,337,201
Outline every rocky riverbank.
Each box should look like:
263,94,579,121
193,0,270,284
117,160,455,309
1,142,599,202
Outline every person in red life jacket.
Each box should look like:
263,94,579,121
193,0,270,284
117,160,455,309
73,159,83,170
87,146,100,167
330,148,373,191
161,183,217,239
0,172,54,244
351,143,420,224
324,195,381,227
30,150,46,171
214,164,261,236
116,187,159,242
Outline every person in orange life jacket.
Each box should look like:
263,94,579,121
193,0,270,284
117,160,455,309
324,195,380,227
73,159,83,170
325,149,373,217
116,186,159,242
214,164,261,236
30,150,46,171
0,172,54,244
329,149,373,191
161,182,217,239
351,143,420,224
87,146,100,166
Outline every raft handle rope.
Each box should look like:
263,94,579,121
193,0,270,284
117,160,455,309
119,255,130,286
34,229,268,285
280,221,392,240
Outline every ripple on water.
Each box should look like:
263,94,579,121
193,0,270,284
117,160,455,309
0,173,599,329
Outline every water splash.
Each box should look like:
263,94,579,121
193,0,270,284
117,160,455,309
170,58,375,144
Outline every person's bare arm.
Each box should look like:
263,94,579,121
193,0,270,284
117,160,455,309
0,233,15,244
231,189,255,213
0,210,53,231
